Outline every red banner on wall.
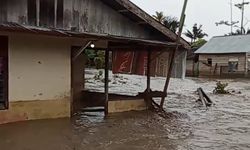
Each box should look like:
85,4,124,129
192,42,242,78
135,51,148,75
112,51,135,74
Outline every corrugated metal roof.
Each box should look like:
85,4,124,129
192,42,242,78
195,35,250,54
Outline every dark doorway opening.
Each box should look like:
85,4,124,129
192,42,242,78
71,46,107,115
0,36,8,110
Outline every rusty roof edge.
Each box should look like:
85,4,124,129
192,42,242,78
113,0,191,50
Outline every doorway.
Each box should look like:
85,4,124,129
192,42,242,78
0,36,8,110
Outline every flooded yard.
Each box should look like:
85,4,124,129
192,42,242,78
1,74,250,150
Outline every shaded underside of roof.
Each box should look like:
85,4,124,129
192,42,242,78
0,22,178,49
195,35,250,54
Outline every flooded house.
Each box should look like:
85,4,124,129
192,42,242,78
195,35,250,77
0,0,190,124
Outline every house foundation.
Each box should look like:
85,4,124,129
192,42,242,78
0,98,70,124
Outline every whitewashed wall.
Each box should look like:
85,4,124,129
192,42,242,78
8,33,71,101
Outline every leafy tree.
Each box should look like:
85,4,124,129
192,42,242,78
191,39,207,49
94,51,105,69
85,49,105,69
153,11,166,23
163,16,180,33
184,23,208,44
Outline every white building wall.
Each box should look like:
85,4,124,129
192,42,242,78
8,34,71,101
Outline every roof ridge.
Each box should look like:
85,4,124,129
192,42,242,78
212,34,250,39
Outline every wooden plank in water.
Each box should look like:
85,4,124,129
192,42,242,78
197,88,213,107
81,107,105,112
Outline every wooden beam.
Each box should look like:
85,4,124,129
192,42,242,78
36,0,40,26
145,49,153,109
136,21,147,25
104,48,110,117
160,49,174,107
73,41,91,61
160,0,188,108
118,9,129,13
54,0,57,27
147,49,151,92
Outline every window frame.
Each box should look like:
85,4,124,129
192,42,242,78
0,36,9,110
228,58,239,72
27,0,63,28
207,58,212,66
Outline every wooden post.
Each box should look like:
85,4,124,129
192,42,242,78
104,48,109,117
147,49,151,92
245,53,248,77
160,0,188,108
160,49,175,107
146,49,153,109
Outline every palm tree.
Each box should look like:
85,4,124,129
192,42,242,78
184,23,208,44
163,16,180,33
153,11,166,24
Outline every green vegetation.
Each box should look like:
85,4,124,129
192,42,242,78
213,81,229,94
191,38,207,49
85,49,105,69
94,70,104,80
184,23,208,44
153,11,179,33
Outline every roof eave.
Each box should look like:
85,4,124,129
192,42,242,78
100,0,191,50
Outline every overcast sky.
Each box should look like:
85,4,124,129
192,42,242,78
130,0,250,41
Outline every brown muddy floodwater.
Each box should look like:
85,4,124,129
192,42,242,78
1,87,250,149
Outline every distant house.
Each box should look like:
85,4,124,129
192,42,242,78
195,35,250,77
0,0,190,124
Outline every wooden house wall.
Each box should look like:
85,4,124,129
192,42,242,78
199,54,247,76
0,0,157,40
247,52,250,72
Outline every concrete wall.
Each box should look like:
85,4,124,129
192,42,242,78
0,32,72,124
108,99,146,113
9,34,71,101
199,54,247,76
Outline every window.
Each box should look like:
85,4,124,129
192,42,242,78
0,1,7,22
0,57,4,109
0,36,8,110
207,58,212,66
40,0,55,27
228,58,239,72
27,0,63,27
28,0,37,25
56,0,64,28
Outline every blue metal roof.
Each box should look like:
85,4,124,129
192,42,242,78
195,35,250,54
